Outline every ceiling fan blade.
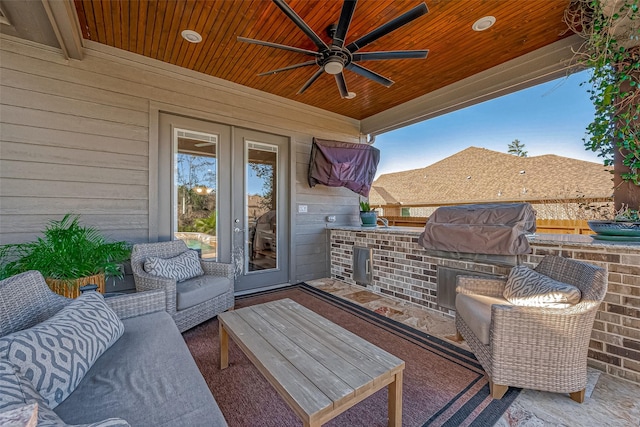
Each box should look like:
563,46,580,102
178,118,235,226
297,68,325,94
346,3,428,52
333,0,358,48
237,37,320,57
258,60,317,76
346,63,394,87
272,0,328,51
335,72,349,98
352,50,429,61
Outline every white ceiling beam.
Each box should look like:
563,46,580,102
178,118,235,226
360,35,586,136
41,0,84,60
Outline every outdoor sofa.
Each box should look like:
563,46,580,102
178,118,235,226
0,270,227,426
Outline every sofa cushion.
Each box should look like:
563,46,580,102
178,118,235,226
456,293,511,345
504,265,582,308
144,250,204,282
0,292,124,409
176,276,232,311
0,359,129,427
54,311,227,427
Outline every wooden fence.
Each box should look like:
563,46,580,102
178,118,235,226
383,216,594,235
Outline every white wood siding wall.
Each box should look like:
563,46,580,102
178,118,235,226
0,35,361,283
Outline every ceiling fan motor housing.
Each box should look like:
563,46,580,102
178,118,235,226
320,48,352,74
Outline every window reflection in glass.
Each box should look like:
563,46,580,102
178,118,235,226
174,129,218,259
246,142,277,272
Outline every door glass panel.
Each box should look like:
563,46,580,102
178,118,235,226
246,141,278,272
173,129,218,259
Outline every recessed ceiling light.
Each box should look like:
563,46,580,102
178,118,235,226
181,30,202,43
345,92,356,100
472,16,496,32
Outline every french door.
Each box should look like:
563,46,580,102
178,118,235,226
159,113,289,292
231,128,289,292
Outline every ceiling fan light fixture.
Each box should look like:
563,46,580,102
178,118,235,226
181,30,202,43
324,59,344,75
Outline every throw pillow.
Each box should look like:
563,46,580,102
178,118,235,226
143,250,204,282
504,264,582,308
0,292,124,409
0,359,130,427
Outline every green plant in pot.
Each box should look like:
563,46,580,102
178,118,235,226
0,214,131,298
359,200,378,228
587,204,640,238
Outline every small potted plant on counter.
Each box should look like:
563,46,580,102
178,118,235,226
588,205,640,240
359,200,378,228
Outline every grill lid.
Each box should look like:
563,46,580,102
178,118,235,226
418,203,536,255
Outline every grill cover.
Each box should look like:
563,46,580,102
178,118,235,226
418,203,536,255
308,138,380,197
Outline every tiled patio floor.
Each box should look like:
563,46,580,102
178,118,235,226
307,278,640,427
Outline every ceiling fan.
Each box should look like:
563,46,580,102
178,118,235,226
238,0,429,99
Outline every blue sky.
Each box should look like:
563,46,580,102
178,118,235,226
374,69,601,179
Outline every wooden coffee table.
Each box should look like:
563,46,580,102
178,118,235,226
218,298,405,427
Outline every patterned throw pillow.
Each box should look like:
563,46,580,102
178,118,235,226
504,264,582,308
0,359,130,427
0,292,124,409
143,250,204,282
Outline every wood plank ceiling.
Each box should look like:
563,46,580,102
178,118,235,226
73,0,572,120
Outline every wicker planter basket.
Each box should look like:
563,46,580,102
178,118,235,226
45,273,105,299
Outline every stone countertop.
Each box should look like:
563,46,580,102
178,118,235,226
327,225,640,250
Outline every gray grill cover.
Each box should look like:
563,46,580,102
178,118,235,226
308,138,380,197
418,203,536,255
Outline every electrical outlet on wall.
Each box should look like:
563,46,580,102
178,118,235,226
298,205,308,213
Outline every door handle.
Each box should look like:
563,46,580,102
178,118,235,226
234,227,242,233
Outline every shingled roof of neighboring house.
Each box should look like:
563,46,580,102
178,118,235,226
369,147,613,207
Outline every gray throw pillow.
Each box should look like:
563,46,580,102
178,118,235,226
504,264,582,308
143,250,204,282
0,359,130,427
0,292,124,409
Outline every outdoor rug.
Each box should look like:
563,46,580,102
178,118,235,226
183,283,520,426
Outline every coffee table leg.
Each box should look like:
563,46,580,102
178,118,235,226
388,371,403,427
220,321,229,369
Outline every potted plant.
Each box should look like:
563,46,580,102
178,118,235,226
588,205,640,238
0,214,131,298
359,200,378,228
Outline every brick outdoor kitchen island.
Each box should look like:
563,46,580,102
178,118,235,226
328,225,640,387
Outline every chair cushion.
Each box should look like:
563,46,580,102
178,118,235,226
144,250,204,282
0,292,124,409
504,264,582,308
176,276,232,311
456,293,511,345
0,354,129,427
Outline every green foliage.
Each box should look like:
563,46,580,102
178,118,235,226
565,0,640,184
0,214,131,281
359,200,372,212
614,204,640,221
508,139,528,157
194,212,217,235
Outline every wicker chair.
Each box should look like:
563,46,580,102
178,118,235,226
131,240,234,332
455,255,607,403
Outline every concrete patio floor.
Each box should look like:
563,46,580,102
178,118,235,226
307,278,640,427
